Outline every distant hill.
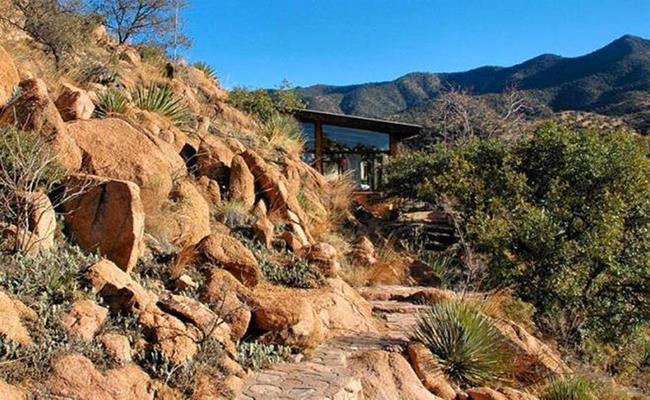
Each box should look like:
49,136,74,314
295,35,650,133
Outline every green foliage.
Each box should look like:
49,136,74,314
236,341,293,370
261,257,325,289
93,89,129,118
539,377,596,400
387,125,650,344
228,81,305,123
133,84,191,127
259,113,305,153
193,62,217,80
412,300,510,386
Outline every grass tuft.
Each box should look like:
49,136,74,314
93,89,129,118
193,62,217,80
539,376,596,400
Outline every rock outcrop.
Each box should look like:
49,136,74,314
0,45,20,105
0,291,36,346
61,299,109,341
55,83,95,121
228,154,256,208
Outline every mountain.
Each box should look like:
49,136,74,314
295,35,650,133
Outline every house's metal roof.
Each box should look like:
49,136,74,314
292,109,422,138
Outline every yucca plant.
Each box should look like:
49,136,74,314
259,113,305,154
193,61,217,80
133,84,191,128
412,299,510,386
539,377,596,400
93,88,129,118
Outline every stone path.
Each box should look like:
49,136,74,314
237,286,436,400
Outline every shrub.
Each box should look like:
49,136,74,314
236,341,293,370
80,63,118,85
228,81,305,123
387,125,650,344
214,200,254,228
193,62,217,80
259,113,305,154
539,377,596,400
412,300,510,386
261,257,325,289
93,89,129,118
133,84,190,127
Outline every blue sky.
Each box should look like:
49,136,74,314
183,0,650,89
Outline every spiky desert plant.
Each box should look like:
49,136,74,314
412,299,510,386
93,89,129,118
193,61,217,80
133,84,190,127
539,377,596,400
259,113,305,154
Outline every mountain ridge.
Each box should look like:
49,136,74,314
295,35,650,132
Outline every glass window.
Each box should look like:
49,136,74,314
299,122,316,152
323,125,390,153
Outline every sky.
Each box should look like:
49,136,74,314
183,0,650,89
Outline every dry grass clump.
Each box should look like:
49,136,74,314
340,242,413,287
258,113,304,156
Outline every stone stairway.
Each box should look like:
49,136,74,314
237,286,443,400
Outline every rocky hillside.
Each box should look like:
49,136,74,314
0,13,644,400
295,35,650,133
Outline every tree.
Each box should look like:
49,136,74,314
0,0,95,67
91,0,190,50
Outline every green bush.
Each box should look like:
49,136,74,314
539,377,596,400
236,341,292,370
228,81,305,123
387,125,650,344
193,62,217,80
261,257,325,289
412,300,510,386
93,89,129,118
133,84,190,127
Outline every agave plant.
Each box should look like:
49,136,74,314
539,377,596,400
259,113,305,154
93,88,129,118
412,299,510,386
193,61,217,80
133,84,190,128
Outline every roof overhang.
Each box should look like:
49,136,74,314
291,109,422,139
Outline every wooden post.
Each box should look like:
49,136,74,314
315,121,324,172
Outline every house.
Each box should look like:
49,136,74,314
293,109,422,191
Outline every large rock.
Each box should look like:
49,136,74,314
303,242,341,277
0,291,36,346
62,175,145,272
100,333,132,364
0,45,19,105
408,343,456,400
67,118,186,214
466,387,508,400
186,233,261,287
137,306,200,364
146,179,211,248
196,134,235,182
61,299,109,341
494,320,571,383
348,350,441,400
0,380,27,400
0,78,82,171
202,269,253,342
46,354,154,400
14,190,56,254
87,259,157,313
252,200,274,249
228,154,255,208
55,83,95,121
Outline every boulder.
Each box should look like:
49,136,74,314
196,176,221,205
100,333,132,363
0,380,26,400
55,83,95,121
202,269,252,342
0,45,20,105
498,388,539,400
67,118,186,214
0,79,82,171
196,135,234,181
61,299,109,341
228,155,255,208
187,233,261,287
137,306,199,364
14,190,56,254
466,387,508,400
129,109,188,153
0,291,36,346
62,175,145,272
159,294,236,354
46,354,154,400
347,350,441,400
281,231,304,252
252,200,274,248
494,320,571,383
87,259,158,313
146,179,211,248
408,343,456,400
303,242,341,277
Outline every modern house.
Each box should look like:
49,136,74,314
293,109,422,191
